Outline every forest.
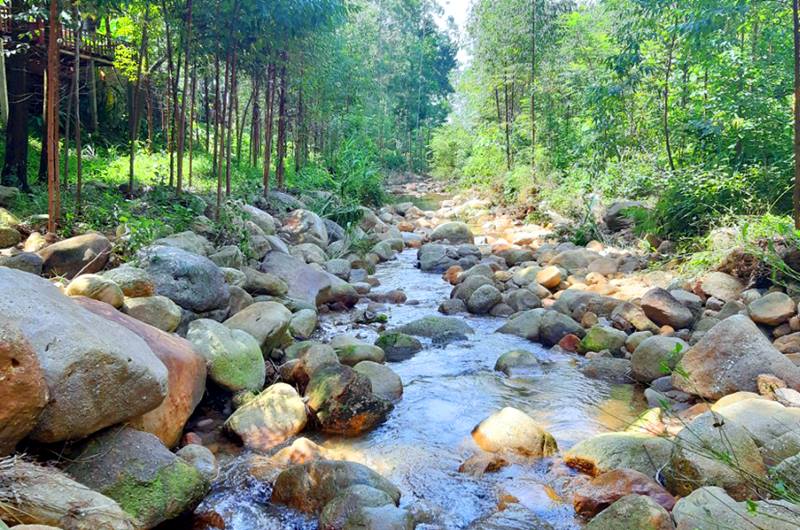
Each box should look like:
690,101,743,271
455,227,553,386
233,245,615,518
4,1,800,530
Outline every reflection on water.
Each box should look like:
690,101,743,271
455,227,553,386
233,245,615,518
392,192,450,212
200,250,646,529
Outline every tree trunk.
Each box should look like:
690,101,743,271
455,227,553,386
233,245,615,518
176,0,193,194
503,76,511,171
74,13,83,214
237,86,252,165
204,74,210,151
46,0,61,233
263,62,276,197
88,58,99,132
663,31,677,172
275,54,288,190
250,76,260,166
0,39,8,127
794,0,800,227
129,0,151,196
225,49,237,196
216,50,229,216
188,64,197,188
2,0,30,190
530,0,536,175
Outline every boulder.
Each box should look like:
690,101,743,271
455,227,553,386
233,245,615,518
494,350,540,376
187,319,266,392
467,504,554,530
241,204,276,234
585,495,674,530
430,221,474,244
699,272,744,302
0,252,43,275
37,233,111,278
573,469,675,518
354,361,403,401
392,316,473,344
581,358,632,384
280,209,329,248
549,249,599,273
76,297,205,448
418,243,465,272
176,444,218,482
0,224,20,248
291,242,328,265
536,266,563,289
319,485,396,530
631,336,689,383
65,428,209,529
325,258,352,279
341,505,415,529
506,288,542,312
154,231,214,256
713,397,800,464
64,274,124,307
242,266,288,296
641,288,694,329
664,411,765,500
0,321,47,456
672,486,800,530
261,251,334,306
305,364,393,435
672,315,800,399
209,245,245,268
271,460,400,514
497,308,545,340
564,432,672,477
224,301,291,353
467,284,502,314
137,245,230,313
244,221,272,258
121,295,182,332
0,459,135,530
102,265,155,297
471,407,557,457
225,383,307,451
603,200,643,232
611,302,660,333
580,325,627,355
331,335,386,366
375,332,423,362
0,269,168,443
748,291,796,326
0,185,19,206
539,310,585,346
289,308,318,340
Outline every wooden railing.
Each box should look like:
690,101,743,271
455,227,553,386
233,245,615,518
0,5,118,62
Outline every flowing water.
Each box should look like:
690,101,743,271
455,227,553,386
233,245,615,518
198,248,647,529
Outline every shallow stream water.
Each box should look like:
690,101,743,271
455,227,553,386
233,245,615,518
198,248,646,529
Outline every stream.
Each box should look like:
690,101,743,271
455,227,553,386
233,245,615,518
197,245,647,529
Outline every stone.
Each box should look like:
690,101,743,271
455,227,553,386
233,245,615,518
332,335,386,366
611,302,660,333
280,209,329,248
0,321,47,456
290,308,318,340
585,495,675,530
497,308,545,340
713,397,800,464
430,221,474,244
244,221,273,258
225,383,307,451
291,242,328,265
325,258,352,279
467,504,554,530
774,332,800,353
154,231,214,256
549,249,599,273
243,266,288,296
371,240,395,261
439,298,467,315
453,274,494,302
209,245,245,268
0,269,168,443
318,485,396,530
573,469,675,517
494,350,539,376
65,428,209,529
76,297,205,448
631,336,689,383
664,411,765,500
603,200,643,231
0,225,20,248
341,505,415,530
305,363,393,435
564,432,672,477
699,272,744,302
0,185,19,206
748,291,796,326
539,310,586,346
261,251,334,306
625,331,653,353
672,315,800,399
580,325,628,355
471,407,557,457
392,315,474,344
187,319,265,392
241,204,276,234
0,252,43,275
64,274,124,308
37,233,111,278
672,486,800,530
176,444,218,482
641,288,694,329
102,265,155,297
137,245,230,313
354,361,403,401
588,257,619,276
120,295,182,332
375,332,423,362
221,267,246,287
224,301,292,353
536,266,563,289
467,284,502,314
271,460,400,514
0,459,135,530
23,232,47,252
582,358,632,384
505,288,542,312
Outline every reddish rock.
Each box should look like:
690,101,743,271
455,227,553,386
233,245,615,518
573,468,676,518
76,297,206,447
37,233,112,279
559,334,581,353
0,321,48,455
444,265,463,285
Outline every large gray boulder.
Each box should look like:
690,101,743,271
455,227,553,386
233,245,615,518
241,204,277,234
280,209,329,248
748,291,796,326
672,487,800,530
187,319,266,392
430,221,474,244
673,315,800,399
631,336,689,383
137,245,230,313
261,251,333,306
224,301,291,353
641,288,694,329
0,268,168,443
154,230,214,256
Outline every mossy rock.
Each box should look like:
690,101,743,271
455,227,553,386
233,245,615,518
579,325,627,355
375,332,423,362
392,316,473,345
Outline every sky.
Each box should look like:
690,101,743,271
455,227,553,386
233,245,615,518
437,0,471,65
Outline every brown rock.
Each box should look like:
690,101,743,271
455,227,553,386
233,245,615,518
573,469,676,518
444,265,463,285
76,297,206,447
558,334,581,353
0,321,47,455
757,374,786,399
37,233,112,279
